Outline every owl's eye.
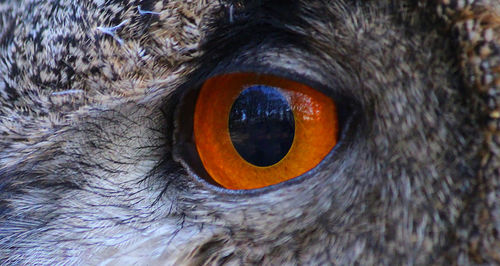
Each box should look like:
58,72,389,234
186,72,339,190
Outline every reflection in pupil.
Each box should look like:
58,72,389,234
229,85,295,167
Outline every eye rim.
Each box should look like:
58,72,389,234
172,67,360,195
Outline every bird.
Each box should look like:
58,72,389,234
0,0,499,264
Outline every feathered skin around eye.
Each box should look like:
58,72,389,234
193,73,338,190
0,0,499,265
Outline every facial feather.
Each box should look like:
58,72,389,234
0,0,499,265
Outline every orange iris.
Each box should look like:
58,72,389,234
194,73,338,190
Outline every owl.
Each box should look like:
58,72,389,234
0,0,499,264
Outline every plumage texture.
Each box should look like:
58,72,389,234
0,0,499,264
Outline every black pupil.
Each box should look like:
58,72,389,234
229,85,295,167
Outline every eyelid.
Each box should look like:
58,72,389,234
172,66,360,194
